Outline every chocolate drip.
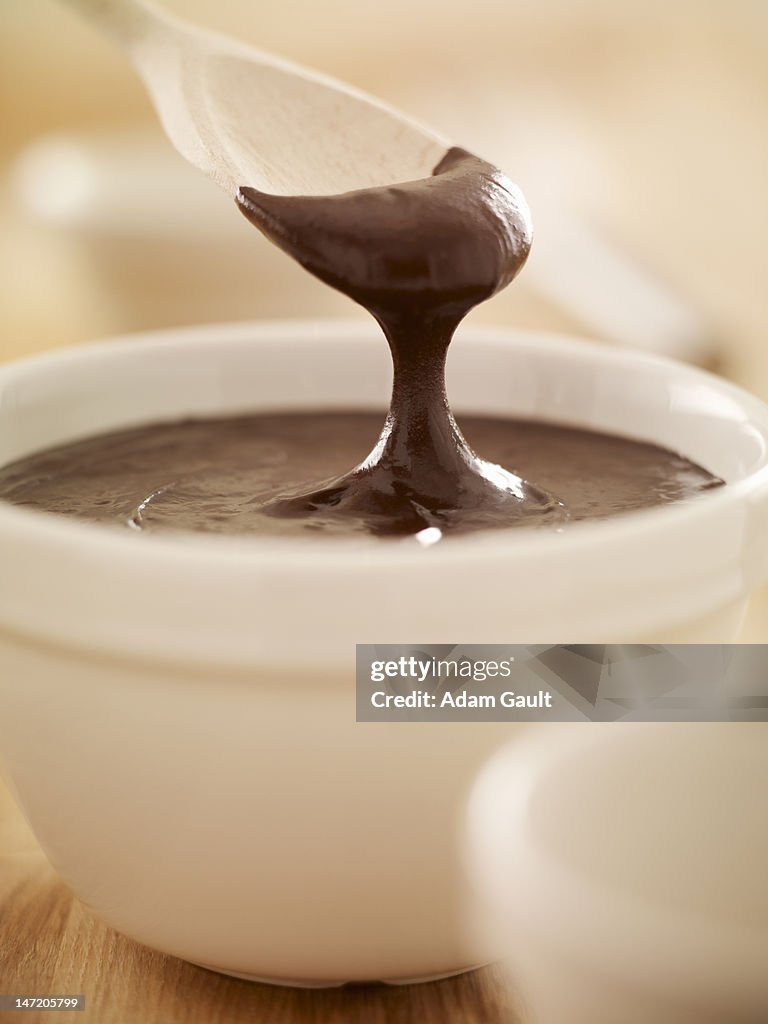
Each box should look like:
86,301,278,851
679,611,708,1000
237,148,566,537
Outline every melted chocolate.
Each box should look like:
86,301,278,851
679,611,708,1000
0,413,723,538
0,151,725,540
236,148,566,536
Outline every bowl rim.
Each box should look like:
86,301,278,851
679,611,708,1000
2,319,768,666
1,317,768,567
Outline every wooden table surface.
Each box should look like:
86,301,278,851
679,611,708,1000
0,781,521,1024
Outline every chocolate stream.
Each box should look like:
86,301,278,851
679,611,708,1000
237,147,565,536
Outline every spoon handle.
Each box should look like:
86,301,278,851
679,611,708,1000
58,0,163,49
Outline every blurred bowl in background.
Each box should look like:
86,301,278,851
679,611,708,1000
467,724,768,1023
7,131,358,331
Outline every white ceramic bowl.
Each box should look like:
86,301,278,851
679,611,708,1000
466,724,768,1023
1,320,768,986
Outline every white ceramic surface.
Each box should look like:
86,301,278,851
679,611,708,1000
467,724,768,1023
1,320,768,985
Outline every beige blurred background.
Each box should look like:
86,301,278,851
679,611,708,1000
1,0,767,635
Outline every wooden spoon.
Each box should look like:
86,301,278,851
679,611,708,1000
58,0,449,196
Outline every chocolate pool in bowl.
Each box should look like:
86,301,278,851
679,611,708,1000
1,322,768,987
0,412,721,537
